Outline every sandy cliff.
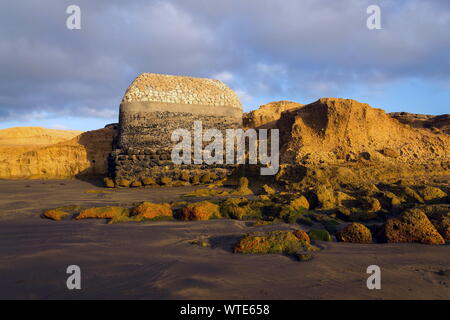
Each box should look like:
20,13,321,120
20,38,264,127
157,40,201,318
0,127,83,146
243,100,303,129
245,98,449,184
277,98,449,165
0,126,116,179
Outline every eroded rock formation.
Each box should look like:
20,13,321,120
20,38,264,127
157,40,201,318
243,100,303,129
269,98,450,185
0,126,116,179
389,112,450,135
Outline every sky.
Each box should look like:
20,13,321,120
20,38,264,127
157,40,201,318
0,0,449,131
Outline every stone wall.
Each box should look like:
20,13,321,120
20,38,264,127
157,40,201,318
112,73,243,182
122,73,241,107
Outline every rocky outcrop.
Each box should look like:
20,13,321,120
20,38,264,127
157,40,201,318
383,208,445,245
130,202,172,220
234,230,314,254
271,98,449,185
76,206,130,220
42,209,70,221
278,98,449,165
389,112,450,135
0,126,116,179
243,100,303,129
180,201,221,221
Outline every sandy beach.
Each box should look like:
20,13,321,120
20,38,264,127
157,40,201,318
0,179,448,300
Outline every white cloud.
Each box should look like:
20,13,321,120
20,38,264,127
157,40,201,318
213,71,234,83
235,90,253,105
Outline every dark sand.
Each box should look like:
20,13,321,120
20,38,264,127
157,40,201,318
0,179,449,299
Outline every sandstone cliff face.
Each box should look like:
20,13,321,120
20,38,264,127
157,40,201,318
0,127,83,146
277,98,449,166
0,127,116,179
243,100,303,129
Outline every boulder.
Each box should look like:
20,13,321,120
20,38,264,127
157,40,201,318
418,186,447,202
142,177,156,185
337,223,372,243
290,196,310,210
42,209,69,221
130,180,142,188
103,177,115,188
190,175,200,185
179,171,190,181
292,230,311,243
130,202,172,220
117,179,131,188
403,187,424,204
160,177,172,185
234,230,312,254
435,217,450,241
383,208,445,245
200,173,212,184
308,229,333,242
360,196,382,212
180,201,221,221
312,185,335,209
76,206,130,220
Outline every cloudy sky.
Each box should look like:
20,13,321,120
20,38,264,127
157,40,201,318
0,0,449,131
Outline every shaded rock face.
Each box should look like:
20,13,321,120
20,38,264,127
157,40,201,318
113,73,243,181
389,112,450,135
243,100,303,129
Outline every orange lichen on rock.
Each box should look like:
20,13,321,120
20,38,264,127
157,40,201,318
383,208,445,245
234,230,313,254
75,206,130,220
103,177,115,188
292,230,311,244
262,184,276,195
131,202,172,220
117,179,131,188
42,209,70,221
337,223,372,243
142,177,156,186
180,201,221,221
290,196,310,210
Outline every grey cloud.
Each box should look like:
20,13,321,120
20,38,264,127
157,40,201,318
0,0,449,121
